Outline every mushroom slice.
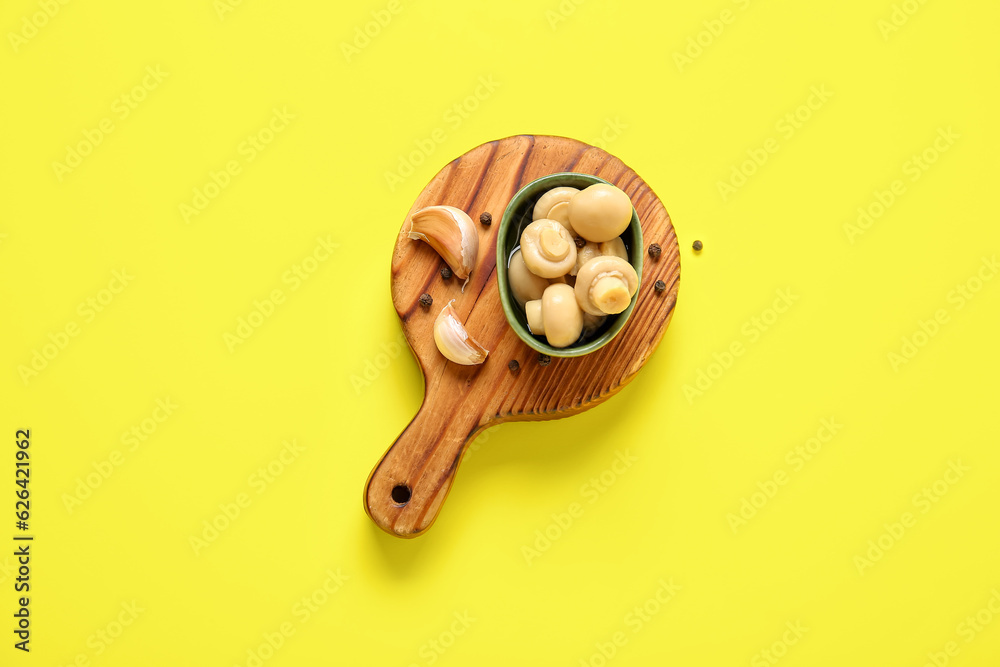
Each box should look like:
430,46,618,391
532,186,579,221
520,219,577,279
574,256,639,316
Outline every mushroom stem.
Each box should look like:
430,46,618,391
591,276,631,314
540,228,570,260
525,300,544,335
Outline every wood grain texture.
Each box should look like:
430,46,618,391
364,135,680,537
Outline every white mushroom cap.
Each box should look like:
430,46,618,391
541,283,584,348
568,183,633,243
532,186,579,221
546,201,574,235
508,249,550,307
519,219,577,279
574,255,639,316
570,241,601,276
599,237,628,261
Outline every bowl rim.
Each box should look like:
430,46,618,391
496,172,644,358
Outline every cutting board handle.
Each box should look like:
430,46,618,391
364,402,477,537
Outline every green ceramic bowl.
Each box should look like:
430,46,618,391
496,172,643,357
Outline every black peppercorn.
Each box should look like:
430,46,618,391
538,354,551,366
480,212,492,226
654,279,666,293
693,240,703,251
574,236,586,248
418,293,433,307
441,266,452,280
508,359,520,375
647,243,662,259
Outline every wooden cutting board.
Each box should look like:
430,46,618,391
365,134,680,537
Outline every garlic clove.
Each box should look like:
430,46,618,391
433,300,488,365
408,206,479,285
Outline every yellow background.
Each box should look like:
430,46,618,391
2,0,999,665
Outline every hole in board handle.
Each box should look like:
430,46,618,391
391,484,411,505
